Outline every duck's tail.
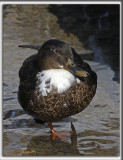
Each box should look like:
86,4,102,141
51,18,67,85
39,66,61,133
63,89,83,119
18,45,40,50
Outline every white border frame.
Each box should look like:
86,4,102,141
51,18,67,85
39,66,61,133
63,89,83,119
0,1,122,4
0,1,122,160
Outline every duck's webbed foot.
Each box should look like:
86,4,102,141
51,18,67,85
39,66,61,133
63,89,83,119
47,122,72,141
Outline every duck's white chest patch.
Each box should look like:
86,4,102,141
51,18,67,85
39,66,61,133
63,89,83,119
37,69,80,96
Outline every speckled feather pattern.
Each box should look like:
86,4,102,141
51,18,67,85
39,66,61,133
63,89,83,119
27,79,96,122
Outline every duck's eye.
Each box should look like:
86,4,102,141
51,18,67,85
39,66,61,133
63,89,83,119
50,48,61,54
54,48,60,53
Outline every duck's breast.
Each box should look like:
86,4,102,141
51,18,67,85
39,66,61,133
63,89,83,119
27,69,96,122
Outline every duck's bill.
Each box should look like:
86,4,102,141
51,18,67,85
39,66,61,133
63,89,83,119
64,59,89,78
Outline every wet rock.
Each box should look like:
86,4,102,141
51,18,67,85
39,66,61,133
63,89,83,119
78,49,94,60
3,82,8,86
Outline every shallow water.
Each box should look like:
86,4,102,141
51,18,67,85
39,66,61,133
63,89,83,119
3,5,120,157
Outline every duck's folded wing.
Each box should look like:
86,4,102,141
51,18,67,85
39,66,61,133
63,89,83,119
71,47,83,67
71,47,92,71
19,53,38,82
18,53,38,107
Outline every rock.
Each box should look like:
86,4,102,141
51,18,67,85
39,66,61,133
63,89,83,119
78,49,94,60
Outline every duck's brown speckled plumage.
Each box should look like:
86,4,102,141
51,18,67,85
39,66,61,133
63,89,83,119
18,39,97,122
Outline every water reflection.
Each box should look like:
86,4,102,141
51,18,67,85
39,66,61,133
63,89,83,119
3,107,119,156
22,125,119,156
22,123,82,156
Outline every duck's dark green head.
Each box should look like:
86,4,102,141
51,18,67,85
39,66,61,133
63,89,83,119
38,39,90,78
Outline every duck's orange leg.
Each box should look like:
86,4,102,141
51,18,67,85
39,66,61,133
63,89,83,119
47,122,71,141
47,122,56,134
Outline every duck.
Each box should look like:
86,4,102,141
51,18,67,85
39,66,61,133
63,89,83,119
18,39,97,140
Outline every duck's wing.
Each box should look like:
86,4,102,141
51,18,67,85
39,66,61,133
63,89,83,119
71,47,83,67
19,45,41,50
72,47,97,84
18,53,46,123
18,53,38,108
71,47,92,72
19,53,38,82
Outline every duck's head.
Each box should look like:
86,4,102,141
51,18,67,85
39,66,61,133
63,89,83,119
38,39,89,78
